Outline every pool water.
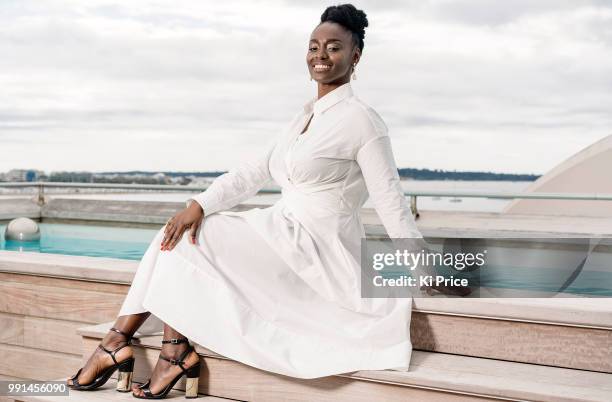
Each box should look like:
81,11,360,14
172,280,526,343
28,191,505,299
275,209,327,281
1,223,610,297
0,223,160,260
365,238,612,297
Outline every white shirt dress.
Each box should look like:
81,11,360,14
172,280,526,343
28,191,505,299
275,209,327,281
118,82,423,379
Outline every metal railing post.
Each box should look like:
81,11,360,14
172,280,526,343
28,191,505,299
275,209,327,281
37,183,45,206
410,195,420,219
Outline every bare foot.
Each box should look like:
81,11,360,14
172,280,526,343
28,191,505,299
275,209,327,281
132,343,200,397
67,330,133,387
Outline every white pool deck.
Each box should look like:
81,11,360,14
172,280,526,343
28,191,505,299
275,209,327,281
3,195,612,236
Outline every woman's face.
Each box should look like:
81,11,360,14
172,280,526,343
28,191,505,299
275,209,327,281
307,22,360,85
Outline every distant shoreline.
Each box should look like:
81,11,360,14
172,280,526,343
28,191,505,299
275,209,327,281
2,168,540,184
92,168,540,182
396,168,539,181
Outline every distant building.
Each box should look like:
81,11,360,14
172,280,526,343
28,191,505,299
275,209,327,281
3,169,45,182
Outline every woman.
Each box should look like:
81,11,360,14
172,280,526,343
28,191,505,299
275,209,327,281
67,3,423,399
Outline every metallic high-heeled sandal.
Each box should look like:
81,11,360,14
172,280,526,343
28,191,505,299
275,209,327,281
133,337,201,399
67,327,135,392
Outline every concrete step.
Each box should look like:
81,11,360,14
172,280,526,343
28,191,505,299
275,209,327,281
70,322,612,402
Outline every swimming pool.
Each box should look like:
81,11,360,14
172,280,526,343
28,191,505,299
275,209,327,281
1,223,610,297
0,222,159,260
364,238,612,297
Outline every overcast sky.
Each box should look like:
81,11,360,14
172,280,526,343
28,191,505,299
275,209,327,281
1,0,611,175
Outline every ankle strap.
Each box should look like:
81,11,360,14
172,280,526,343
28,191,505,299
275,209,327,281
162,337,189,345
110,327,132,343
159,343,195,371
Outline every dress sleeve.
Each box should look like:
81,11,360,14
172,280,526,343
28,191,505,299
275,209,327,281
185,137,277,216
356,133,422,239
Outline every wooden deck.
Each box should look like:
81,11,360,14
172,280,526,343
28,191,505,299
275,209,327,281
1,197,612,400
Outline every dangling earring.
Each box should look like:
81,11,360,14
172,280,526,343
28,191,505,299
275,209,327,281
352,64,357,80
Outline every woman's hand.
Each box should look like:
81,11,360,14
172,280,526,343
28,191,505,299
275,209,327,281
161,202,205,251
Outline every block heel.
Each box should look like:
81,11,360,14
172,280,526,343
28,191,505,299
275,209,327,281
184,362,201,399
133,337,201,399
116,356,135,392
67,327,135,392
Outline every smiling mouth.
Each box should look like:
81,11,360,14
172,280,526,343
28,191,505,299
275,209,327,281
313,64,332,72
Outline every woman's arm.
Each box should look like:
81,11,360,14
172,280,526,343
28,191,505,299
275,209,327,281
355,132,422,239
186,137,277,216
355,113,471,295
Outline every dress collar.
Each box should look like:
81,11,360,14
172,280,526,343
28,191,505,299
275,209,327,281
303,82,354,116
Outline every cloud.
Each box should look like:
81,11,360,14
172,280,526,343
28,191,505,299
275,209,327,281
0,0,611,174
